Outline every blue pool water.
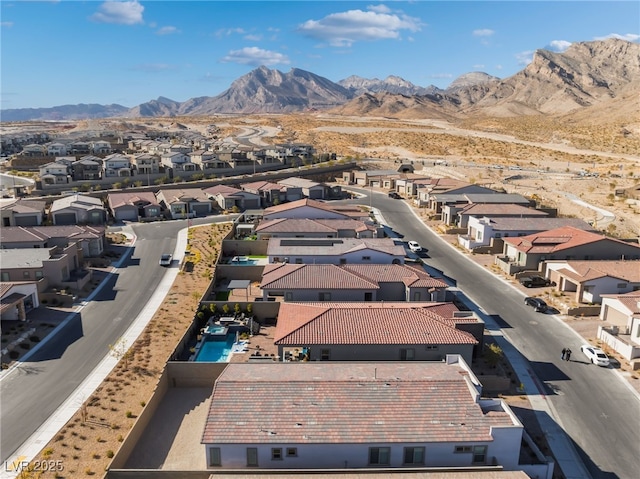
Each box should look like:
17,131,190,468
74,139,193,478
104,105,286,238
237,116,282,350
195,334,236,362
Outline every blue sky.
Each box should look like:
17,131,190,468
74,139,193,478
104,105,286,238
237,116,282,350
1,1,638,110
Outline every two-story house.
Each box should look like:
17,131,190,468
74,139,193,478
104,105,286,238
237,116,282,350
103,153,132,177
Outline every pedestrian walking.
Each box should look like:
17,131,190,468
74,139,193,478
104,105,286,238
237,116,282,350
565,348,572,361
561,348,567,360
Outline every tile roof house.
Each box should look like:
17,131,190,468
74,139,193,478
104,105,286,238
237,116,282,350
103,153,133,177
262,198,353,221
260,263,448,302
38,161,71,186
459,216,595,251
498,226,640,274
277,177,327,199
0,198,46,227
50,194,106,225
441,196,536,227
107,192,162,222
273,302,481,363
0,282,39,321
203,185,261,211
545,260,640,304
0,225,105,257
200,360,540,474
241,181,286,207
156,188,212,219
597,290,640,360
415,180,488,208
72,156,103,180
255,217,381,240
267,238,406,265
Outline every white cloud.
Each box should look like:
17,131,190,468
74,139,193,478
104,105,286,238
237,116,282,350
244,34,263,41
495,64,503,70
594,33,640,42
221,47,290,66
156,26,180,36
430,73,453,79
216,27,246,37
91,1,144,25
515,50,535,65
473,29,494,37
548,40,571,52
368,4,391,14
1,21,13,28
298,6,422,47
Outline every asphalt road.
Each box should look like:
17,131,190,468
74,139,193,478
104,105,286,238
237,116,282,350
357,189,640,479
0,216,228,463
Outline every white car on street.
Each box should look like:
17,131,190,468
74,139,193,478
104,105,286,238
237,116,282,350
408,241,423,253
580,344,610,366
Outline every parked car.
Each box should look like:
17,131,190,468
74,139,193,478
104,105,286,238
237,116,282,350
408,241,423,253
580,345,610,366
388,191,402,199
524,297,548,312
159,253,173,266
519,275,553,288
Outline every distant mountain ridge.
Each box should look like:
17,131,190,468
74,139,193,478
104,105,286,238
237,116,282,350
1,38,637,122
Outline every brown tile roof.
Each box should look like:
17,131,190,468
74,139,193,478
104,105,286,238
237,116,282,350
202,184,242,196
459,203,547,216
503,226,640,254
263,198,341,215
256,218,374,234
107,191,159,209
0,225,105,243
241,180,283,192
555,260,640,283
202,362,514,445
261,264,379,290
344,264,448,289
274,302,477,346
0,199,47,213
266,238,406,258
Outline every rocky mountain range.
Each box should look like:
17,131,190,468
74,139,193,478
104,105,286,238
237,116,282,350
1,38,637,122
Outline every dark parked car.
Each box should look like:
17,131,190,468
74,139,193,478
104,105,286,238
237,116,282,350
519,275,553,288
388,191,402,199
524,297,548,312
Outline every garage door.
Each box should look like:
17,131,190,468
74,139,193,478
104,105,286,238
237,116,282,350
115,208,138,222
191,204,210,216
54,212,77,225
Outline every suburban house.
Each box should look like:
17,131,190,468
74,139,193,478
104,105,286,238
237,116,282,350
255,218,382,240
262,198,352,221
68,141,91,155
274,302,482,363
347,169,399,188
434,193,532,224
103,153,133,177
20,144,46,157
0,225,105,257
132,153,160,175
72,156,103,180
597,290,640,360
414,178,478,207
161,152,196,171
156,188,212,219
91,140,111,154
266,238,406,265
50,194,106,226
0,244,90,292
544,260,640,304
38,161,70,185
458,217,594,251
107,192,162,222
260,263,449,302
241,181,285,207
0,198,47,227
189,150,223,170
277,177,326,199
445,203,548,229
203,185,261,211
497,226,640,274
46,142,68,156
394,175,434,197
0,282,40,321
200,360,548,475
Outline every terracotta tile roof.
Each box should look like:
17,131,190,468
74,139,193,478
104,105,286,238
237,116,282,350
344,263,448,289
0,199,47,213
480,217,593,231
241,180,283,192
157,187,209,202
504,226,640,254
0,225,105,243
261,264,379,290
202,184,242,196
601,290,640,314
459,203,547,216
107,191,158,209
256,218,374,234
555,260,640,283
274,302,477,346
202,362,515,445
263,198,339,215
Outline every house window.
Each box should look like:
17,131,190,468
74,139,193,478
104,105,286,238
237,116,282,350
295,258,303,264
285,292,293,301
339,258,347,265
320,349,331,361
1,272,9,282
412,291,421,301
362,255,371,261
617,283,627,289
472,446,487,464
35,271,44,279
23,271,30,279
495,233,502,238
286,447,297,457
246,447,258,467
271,448,282,460
368,447,390,465
364,292,373,301
319,292,331,301
400,348,415,360
403,447,425,465
454,446,472,453
208,447,221,467
425,345,438,350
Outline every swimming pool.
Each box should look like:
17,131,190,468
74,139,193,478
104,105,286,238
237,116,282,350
194,334,247,362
